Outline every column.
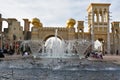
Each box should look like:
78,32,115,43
118,23,120,54
23,19,30,40
102,10,104,23
107,10,110,54
102,10,104,31
97,10,99,23
113,29,115,54
97,10,99,31
91,10,94,50
0,14,2,32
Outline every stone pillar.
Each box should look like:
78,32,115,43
118,25,120,54
23,19,30,31
97,10,99,23
77,21,84,39
23,19,30,40
107,11,110,54
101,10,104,23
97,10,100,31
91,10,94,50
0,14,2,32
113,28,115,54
102,10,104,31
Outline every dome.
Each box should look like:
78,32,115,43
31,18,43,27
66,18,76,25
31,18,40,24
66,18,76,28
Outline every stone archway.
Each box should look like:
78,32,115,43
43,35,62,42
94,40,102,51
43,35,63,51
94,38,105,54
0,15,9,49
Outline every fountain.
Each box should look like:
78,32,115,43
20,29,91,59
44,29,65,58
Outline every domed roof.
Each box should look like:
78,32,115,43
31,18,43,27
66,18,76,28
66,18,76,24
31,18,40,24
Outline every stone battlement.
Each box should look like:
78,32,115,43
39,27,69,31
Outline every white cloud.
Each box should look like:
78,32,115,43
0,0,120,31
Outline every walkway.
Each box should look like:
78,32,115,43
1,54,120,63
87,55,120,65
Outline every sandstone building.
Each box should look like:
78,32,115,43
0,3,119,55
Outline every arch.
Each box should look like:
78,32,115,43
94,40,101,49
43,35,63,42
2,21,8,31
0,18,9,32
99,8,102,22
94,38,105,53
94,8,98,22
115,29,118,34
94,39,104,52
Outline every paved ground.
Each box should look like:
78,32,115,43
88,55,120,63
2,54,120,61
103,55,120,61
1,54,120,67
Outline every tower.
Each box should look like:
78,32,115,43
87,3,111,53
23,19,30,40
111,22,120,54
77,21,84,39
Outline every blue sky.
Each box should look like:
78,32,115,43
0,0,120,31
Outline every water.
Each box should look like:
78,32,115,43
2,30,120,80
2,68,120,80
1,58,120,80
20,29,91,59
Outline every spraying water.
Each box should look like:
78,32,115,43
20,29,91,58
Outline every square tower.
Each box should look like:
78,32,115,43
111,22,120,54
87,3,111,53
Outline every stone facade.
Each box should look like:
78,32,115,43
0,3,119,54
7,18,23,41
0,18,24,50
31,18,76,41
87,3,111,54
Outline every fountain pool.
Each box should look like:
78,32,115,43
20,29,91,59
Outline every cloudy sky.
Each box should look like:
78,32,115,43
0,0,120,31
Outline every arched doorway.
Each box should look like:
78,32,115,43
45,37,62,47
2,21,8,32
94,40,102,51
94,38,105,54
44,36,63,54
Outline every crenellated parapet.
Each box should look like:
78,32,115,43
38,27,68,31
